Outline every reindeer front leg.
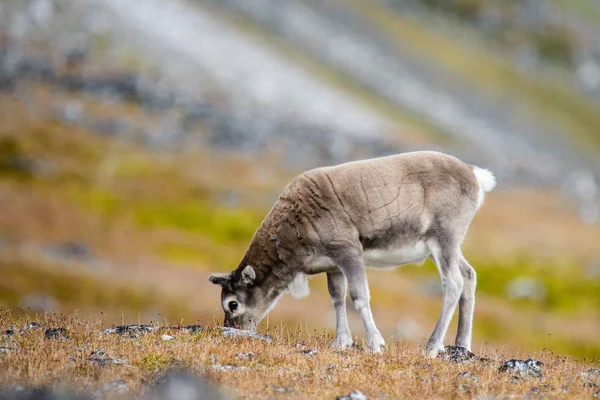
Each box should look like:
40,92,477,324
327,269,353,349
336,254,385,353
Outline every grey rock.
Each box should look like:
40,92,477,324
143,371,228,400
103,325,155,337
581,368,600,378
499,358,543,378
42,241,94,262
235,352,255,361
91,380,128,397
457,372,478,382
19,322,42,334
266,386,294,393
88,350,128,366
336,390,368,400
209,364,249,371
0,346,15,354
441,346,477,363
297,349,318,356
161,335,175,341
220,327,272,343
506,277,546,302
44,328,69,340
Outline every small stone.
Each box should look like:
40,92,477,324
103,325,155,337
88,350,128,366
582,369,600,378
500,358,543,378
20,322,42,333
182,325,203,334
298,349,318,356
0,346,15,354
457,372,478,382
220,327,272,343
529,387,542,393
336,390,368,400
267,386,294,392
236,352,255,361
210,364,249,371
44,328,69,340
208,355,219,364
5,329,14,337
441,346,477,363
161,334,175,341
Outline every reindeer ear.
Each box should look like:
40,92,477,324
209,273,231,286
241,265,256,286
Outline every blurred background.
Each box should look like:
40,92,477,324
1,0,599,359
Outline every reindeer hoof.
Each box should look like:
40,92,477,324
330,336,353,350
366,334,386,354
423,342,445,358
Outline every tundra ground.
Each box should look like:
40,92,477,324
0,311,599,399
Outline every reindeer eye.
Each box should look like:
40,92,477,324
228,301,238,312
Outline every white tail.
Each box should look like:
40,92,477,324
472,166,496,209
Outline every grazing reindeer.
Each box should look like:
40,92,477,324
210,151,496,357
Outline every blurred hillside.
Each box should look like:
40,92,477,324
1,0,600,360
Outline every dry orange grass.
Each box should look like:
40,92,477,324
0,311,598,399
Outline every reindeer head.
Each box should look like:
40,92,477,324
209,265,283,331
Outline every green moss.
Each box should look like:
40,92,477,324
69,187,121,216
137,354,179,371
135,201,261,244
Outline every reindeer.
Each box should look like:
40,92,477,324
209,151,496,356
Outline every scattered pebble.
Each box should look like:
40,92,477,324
180,325,203,334
500,358,543,378
236,352,255,361
19,322,42,333
103,325,156,337
210,364,249,371
267,386,295,392
88,350,128,366
0,346,15,354
441,346,477,363
161,334,175,341
44,328,69,340
5,328,14,337
582,369,600,379
208,355,219,364
457,372,478,382
528,387,542,396
220,327,272,343
336,390,368,400
298,349,319,356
